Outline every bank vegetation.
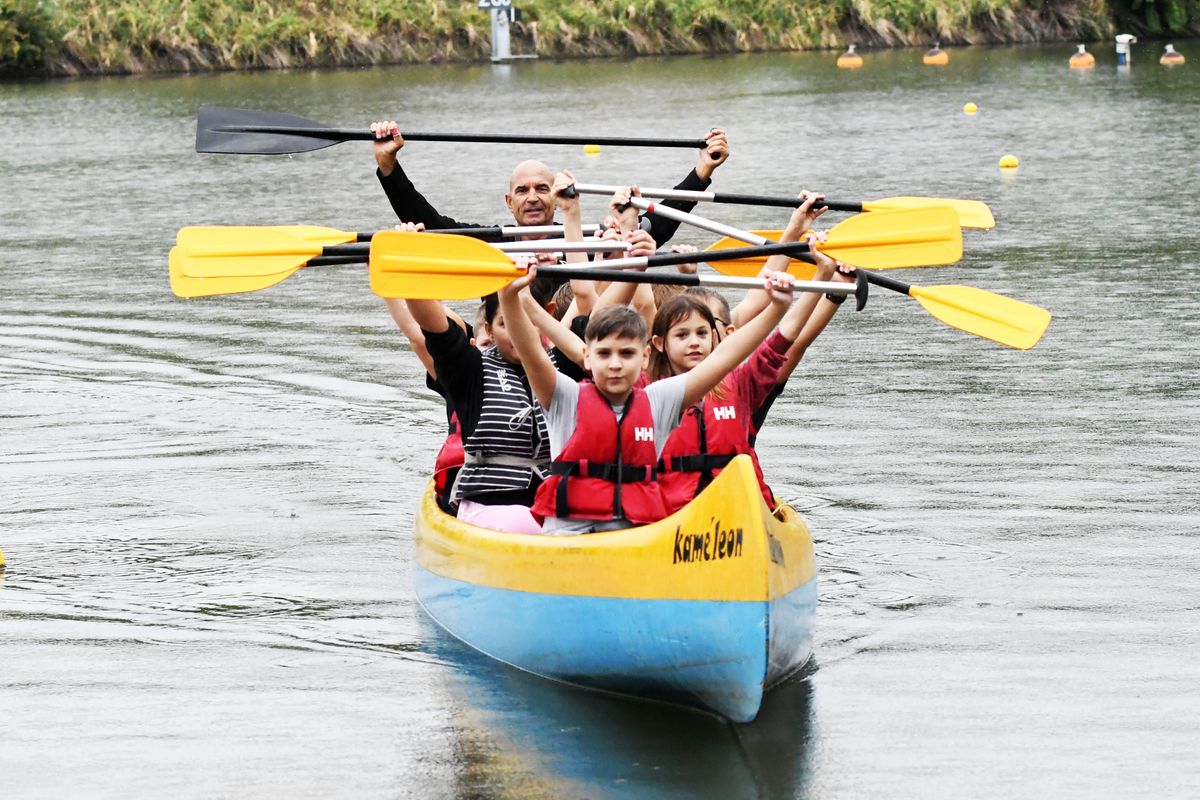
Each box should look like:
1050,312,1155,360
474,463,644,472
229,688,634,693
2,0,1196,78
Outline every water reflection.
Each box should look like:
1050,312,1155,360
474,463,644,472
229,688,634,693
422,614,817,800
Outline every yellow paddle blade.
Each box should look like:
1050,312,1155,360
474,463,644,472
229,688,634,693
267,225,361,246
908,284,1052,350
369,231,521,300
815,206,962,269
175,250,316,278
176,225,356,257
169,248,298,297
703,230,807,277
864,197,996,230
175,226,359,277
705,206,963,275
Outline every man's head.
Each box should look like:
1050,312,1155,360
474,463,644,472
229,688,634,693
505,160,555,227
583,306,650,402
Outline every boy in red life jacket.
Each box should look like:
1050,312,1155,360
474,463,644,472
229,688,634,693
499,178,799,534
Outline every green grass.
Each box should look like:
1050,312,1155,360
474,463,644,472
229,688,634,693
1,0,1191,78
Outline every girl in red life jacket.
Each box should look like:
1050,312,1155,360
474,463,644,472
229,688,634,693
649,294,784,512
648,229,855,513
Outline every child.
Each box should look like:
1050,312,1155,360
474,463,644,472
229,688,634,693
499,174,798,534
405,275,560,534
649,210,855,513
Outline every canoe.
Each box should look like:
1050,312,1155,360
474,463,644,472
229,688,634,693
413,454,817,723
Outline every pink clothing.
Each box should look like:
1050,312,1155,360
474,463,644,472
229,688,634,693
456,499,543,534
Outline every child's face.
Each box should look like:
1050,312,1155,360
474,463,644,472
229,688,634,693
654,310,714,375
584,334,649,401
486,313,516,363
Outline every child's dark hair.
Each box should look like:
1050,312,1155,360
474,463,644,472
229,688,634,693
481,272,561,326
683,286,732,325
649,294,717,382
585,305,648,343
551,282,575,321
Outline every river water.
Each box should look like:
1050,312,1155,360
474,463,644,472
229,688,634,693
2,44,1197,798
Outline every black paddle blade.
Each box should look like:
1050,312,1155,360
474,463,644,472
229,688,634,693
196,105,371,155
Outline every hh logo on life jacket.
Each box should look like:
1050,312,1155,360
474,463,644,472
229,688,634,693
634,426,654,442
712,405,737,421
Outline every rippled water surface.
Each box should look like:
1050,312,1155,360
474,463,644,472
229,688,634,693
2,45,1198,798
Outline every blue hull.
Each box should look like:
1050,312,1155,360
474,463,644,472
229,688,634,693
416,565,816,722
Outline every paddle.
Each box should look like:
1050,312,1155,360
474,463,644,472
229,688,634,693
178,223,602,252
197,106,710,155
636,202,1050,350
170,233,866,303
629,197,963,275
175,227,631,279
574,183,995,229
368,231,867,304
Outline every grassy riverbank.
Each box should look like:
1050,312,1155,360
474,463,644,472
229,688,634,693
2,0,1195,78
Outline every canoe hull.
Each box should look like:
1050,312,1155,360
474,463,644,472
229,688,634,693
414,455,816,722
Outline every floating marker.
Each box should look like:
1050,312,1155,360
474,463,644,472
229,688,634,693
963,102,978,114
999,154,1019,170
583,144,601,155
1161,44,1185,66
837,44,863,69
924,44,949,66
1069,44,1095,69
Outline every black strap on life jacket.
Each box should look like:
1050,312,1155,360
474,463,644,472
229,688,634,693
658,406,733,491
660,453,736,473
549,461,657,482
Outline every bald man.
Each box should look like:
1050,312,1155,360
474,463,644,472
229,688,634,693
370,120,729,246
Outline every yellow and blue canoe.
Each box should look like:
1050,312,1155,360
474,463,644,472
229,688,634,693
413,454,817,722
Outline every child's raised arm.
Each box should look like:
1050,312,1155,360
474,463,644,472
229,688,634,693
384,298,437,376
730,192,828,326
681,272,795,407
499,265,559,409
775,236,854,384
522,291,586,369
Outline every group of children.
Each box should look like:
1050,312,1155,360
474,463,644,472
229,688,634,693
371,122,854,534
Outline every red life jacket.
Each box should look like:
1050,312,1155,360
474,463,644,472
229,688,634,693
433,412,464,506
658,385,774,512
531,382,669,524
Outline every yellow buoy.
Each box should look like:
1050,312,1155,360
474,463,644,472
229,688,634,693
1160,44,1186,66
963,102,979,114
837,44,863,69
583,144,601,155
999,154,1019,170
1069,44,1095,69
924,44,949,66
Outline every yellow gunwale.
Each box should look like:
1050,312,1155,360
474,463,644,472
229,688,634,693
414,455,816,602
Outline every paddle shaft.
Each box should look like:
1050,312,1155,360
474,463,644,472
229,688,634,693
529,266,853,295
632,197,906,292
217,125,707,149
601,239,811,270
280,240,629,264
328,224,602,243
575,182,865,213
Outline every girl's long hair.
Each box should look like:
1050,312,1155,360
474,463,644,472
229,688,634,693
648,295,718,383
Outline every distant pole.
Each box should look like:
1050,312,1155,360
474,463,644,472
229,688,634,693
478,0,514,62
1115,33,1137,68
